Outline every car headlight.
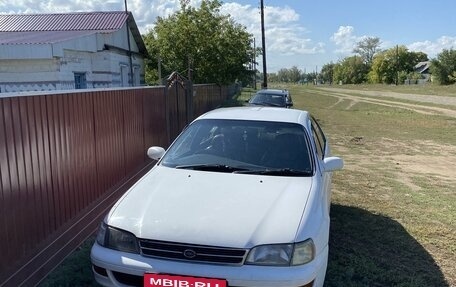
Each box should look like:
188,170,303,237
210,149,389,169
96,221,139,254
246,239,314,266
246,244,293,266
291,239,315,265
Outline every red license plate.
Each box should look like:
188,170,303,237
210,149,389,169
144,273,227,287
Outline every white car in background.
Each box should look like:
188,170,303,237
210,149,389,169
91,106,343,287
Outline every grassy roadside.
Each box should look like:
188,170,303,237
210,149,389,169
286,85,455,286
41,84,455,286
38,237,100,287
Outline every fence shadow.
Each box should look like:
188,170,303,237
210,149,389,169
325,204,449,287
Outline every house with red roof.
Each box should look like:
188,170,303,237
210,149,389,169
0,11,148,92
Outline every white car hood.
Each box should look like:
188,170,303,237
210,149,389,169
107,166,313,248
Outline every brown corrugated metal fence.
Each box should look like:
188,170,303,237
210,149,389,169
0,82,235,286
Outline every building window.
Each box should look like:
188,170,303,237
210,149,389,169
74,72,87,89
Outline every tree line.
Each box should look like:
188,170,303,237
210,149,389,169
141,1,456,86
269,37,456,86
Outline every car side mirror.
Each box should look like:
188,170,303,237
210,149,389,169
323,156,344,172
147,146,166,160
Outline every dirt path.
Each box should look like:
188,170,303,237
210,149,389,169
315,87,456,118
314,86,456,189
312,86,455,285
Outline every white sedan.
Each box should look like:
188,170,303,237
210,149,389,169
91,106,343,287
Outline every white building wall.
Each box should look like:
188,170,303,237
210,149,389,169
91,51,115,89
0,59,61,92
99,26,140,53
0,25,146,93
0,44,54,59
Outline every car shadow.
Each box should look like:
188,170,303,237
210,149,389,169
325,204,449,287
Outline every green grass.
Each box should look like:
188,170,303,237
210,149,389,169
38,237,100,287
285,84,456,286
41,84,455,286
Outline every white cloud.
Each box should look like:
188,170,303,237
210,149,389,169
221,3,324,55
4,0,123,13
408,36,456,58
330,25,360,54
330,26,456,60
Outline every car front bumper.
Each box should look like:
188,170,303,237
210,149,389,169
90,242,328,287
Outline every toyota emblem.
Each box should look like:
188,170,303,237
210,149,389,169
183,249,197,259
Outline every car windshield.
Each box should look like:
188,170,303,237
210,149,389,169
250,93,286,107
160,119,313,176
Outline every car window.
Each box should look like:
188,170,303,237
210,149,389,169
310,116,327,160
250,92,286,107
161,119,313,174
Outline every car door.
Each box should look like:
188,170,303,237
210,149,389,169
310,116,333,211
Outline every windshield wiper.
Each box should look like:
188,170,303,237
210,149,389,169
234,168,312,176
175,164,248,173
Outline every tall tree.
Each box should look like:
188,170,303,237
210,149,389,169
275,66,303,83
368,46,428,84
144,0,254,85
277,68,290,82
353,37,382,65
333,56,369,84
431,49,456,85
320,63,335,84
288,66,302,83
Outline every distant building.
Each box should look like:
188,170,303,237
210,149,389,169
414,61,431,83
0,11,148,93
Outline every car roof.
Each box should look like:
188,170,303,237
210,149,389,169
195,106,309,125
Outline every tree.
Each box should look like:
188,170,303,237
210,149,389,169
143,0,254,85
431,49,456,85
277,66,302,83
268,66,303,83
368,46,428,84
353,37,382,65
277,68,289,82
288,66,302,83
333,56,369,84
320,63,335,84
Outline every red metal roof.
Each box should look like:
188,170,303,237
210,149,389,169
0,11,129,32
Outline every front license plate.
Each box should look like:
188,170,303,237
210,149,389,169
144,273,227,287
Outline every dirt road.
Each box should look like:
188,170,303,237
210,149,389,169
314,87,456,286
314,86,456,193
315,87,456,118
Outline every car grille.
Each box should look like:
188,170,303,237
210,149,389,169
139,239,248,265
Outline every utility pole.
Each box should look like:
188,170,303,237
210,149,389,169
253,38,257,89
124,0,134,86
260,0,267,89
188,55,193,82
396,44,399,86
157,55,162,85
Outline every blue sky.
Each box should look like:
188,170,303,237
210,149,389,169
1,0,455,73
